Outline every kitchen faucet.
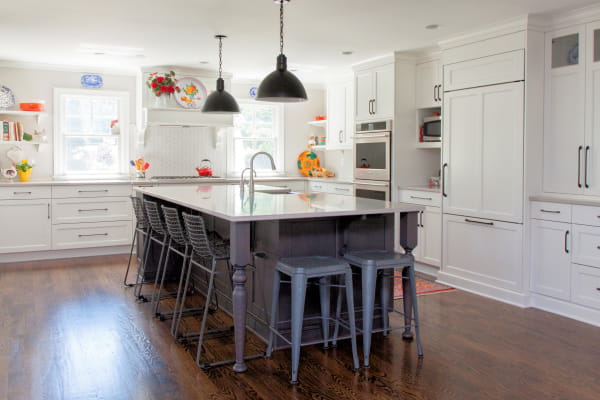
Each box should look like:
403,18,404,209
239,167,257,194
247,152,277,195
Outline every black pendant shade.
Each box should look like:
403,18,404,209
256,0,308,103
202,35,240,114
256,54,307,102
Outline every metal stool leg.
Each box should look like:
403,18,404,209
266,270,281,358
195,258,218,366
361,265,377,368
331,276,343,347
402,266,414,340
290,273,307,384
318,276,331,349
149,236,169,311
124,229,137,287
407,264,423,357
134,227,153,300
380,268,392,337
344,269,360,371
173,256,194,339
171,245,190,336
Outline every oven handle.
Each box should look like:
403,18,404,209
352,133,390,139
355,182,389,187
442,163,448,197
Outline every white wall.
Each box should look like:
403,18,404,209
0,65,137,179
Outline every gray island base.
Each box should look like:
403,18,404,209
134,184,423,372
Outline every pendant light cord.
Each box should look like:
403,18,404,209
218,36,223,79
279,0,284,55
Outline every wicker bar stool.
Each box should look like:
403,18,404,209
266,256,359,384
123,196,150,287
343,250,423,367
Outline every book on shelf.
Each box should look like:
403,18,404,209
2,120,25,141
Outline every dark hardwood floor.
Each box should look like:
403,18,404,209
1,255,598,400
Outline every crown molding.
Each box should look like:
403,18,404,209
0,59,138,76
439,16,530,50
351,54,395,71
544,3,600,30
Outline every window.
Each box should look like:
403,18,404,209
54,89,129,177
228,102,284,174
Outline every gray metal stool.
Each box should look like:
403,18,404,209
124,196,150,287
266,256,359,384
343,250,423,367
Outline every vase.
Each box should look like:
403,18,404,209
135,170,146,179
153,94,169,109
17,169,32,182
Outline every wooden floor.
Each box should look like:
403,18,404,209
1,255,599,400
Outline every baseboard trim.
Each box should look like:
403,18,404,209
414,262,439,278
0,246,131,264
530,293,600,328
437,271,529,307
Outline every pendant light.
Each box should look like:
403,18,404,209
202,35,240,114
256,0,308,102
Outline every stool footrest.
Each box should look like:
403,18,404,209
199,352,265,370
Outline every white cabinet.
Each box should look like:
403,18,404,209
416,59,442,109
585,21,600,196
308,181,354,195
326,80,353,149
0,199,51,253
399,189,441,267
571,264,600,310
544,27,586,194
530,219,571,300
442,214,523,292
571,224,600,268
442,81,524,223
354,63,394,121
52,221,133,250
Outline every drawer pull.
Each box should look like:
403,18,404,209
78,208,109,212
78,189,109,193
410,196,433,201
540,209,560,214
78,233,108,238
13,191,32,195
335,187,350,191
565,230,570,254
465,218,494,226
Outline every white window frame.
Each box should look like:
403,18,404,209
53,88,130,177
227,101,285,176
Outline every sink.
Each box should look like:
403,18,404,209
254,185,291,194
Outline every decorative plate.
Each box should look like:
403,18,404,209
249,86,257,98
81,74,103,89
297,150,321,177
0,85,15,110
175,77,207,109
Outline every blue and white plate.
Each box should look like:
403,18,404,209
81,74,103,89
0,85,15,110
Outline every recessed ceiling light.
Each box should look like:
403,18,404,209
425,24,440,30
78,43,144,57
198,61,209,64
342,51,354,55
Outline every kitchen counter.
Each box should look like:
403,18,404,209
398,185,442,193
135,184,422,222
137,184,422,373
530,194,600,207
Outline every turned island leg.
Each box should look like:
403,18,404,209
399,211,419,339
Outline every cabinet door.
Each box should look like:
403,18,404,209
355,71,373,121
585,22,600,196
0,200,51,253
344,80,354,146
544,27,586,194
373,64,394,119
443,82,524,223
416,60,439,109
442,214,523,292
414,211,424,261
327,82,346,147
571,224,600,268
530,219,571,300
421,206,441,267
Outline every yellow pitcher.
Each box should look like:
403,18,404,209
17,168,32,182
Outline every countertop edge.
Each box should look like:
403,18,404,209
530,194,600,207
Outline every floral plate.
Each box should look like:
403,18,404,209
175,77,207,109
0,85,15,110
297,150,321,177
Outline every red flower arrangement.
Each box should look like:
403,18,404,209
146,71,181,97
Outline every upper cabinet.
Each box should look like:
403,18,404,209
326,80,354,149
354,63,394,121
416,58,442,109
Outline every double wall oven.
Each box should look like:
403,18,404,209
353,120,392,201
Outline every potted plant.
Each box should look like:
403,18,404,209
146,71,180,107
16,159,34,182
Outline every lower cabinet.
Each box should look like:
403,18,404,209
52,221,133,250
0,199,52,253
308,181,354,195
415,206,442,267
442,214,523,292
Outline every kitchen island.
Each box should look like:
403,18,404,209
135,184,423,372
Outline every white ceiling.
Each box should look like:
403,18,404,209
0,0,597,83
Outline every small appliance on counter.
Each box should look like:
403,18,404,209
196,159,213,177
422,115,441,142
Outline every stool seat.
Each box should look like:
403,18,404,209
277,256,349,276
343,250,413,268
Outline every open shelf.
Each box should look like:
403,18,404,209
0,140,48,151
307,120,327,127
0,110,48,125
416,141,441,149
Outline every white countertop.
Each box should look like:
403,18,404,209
135,184,423,222
398,185,442,193
530,194,600,207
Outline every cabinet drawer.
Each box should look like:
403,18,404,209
52,184,132,198
571,264,600,310
444,50,524,91
571,225,600,268
309,181,331,193
530,201,571,222
52,221,132,250
52,197,132,224
0,185,51,200
330,183,354,196
399,190,441,207
572,205,600,227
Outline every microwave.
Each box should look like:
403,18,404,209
423,116,441,142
